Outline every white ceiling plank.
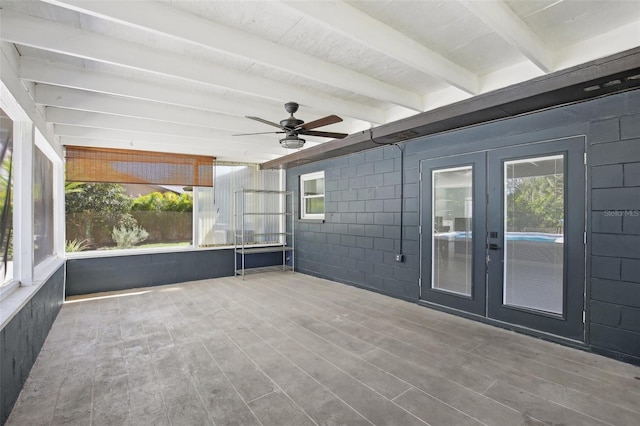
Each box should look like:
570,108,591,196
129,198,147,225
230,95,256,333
54,123,308,146
1,9,385,124
555,19,640,71
21,57,273,118
461,0,553,73
281,0,478,95
46,107,248,140
48,109,326,152
423,87,473,113
35,84,276,133
480,60,545,94
20,57,357,134
53,123,318,152
41,0,423,111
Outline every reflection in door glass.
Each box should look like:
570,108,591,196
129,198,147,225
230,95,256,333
504,155,564,314
432,166,473,296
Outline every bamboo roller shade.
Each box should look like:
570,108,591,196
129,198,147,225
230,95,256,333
66,147,215,187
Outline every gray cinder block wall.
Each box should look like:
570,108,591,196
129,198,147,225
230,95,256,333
0,265,64,425
287,89,640,365
65,249,284,296
589,103,640,362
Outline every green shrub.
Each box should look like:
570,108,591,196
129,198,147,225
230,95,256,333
132,191,192,212
65,239,89,252
112,225,149,249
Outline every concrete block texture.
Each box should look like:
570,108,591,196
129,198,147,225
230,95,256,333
589,117,620,144
624,162,640,187
591,233,640,258
591,278,640,308
286,89,640,363
1,266,64,425
591,138,640,166
591,256,621,280
621,113,640,140
621,259,640,283
591,164,623,188
592,187,640,211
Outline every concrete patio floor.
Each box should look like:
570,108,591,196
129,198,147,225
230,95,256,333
7,271,640,426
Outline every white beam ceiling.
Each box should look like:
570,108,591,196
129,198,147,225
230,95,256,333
1,0,638,163
1,9,385,124
282,0,479,95
42,0,424,112
461,0,553,72
21,57,356,135
36,85,282,133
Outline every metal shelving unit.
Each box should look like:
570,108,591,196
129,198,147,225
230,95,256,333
234,189,294,278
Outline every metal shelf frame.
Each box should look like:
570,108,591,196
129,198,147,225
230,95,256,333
234,189,294,278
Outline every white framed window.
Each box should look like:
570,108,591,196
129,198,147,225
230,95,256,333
300,171,325,220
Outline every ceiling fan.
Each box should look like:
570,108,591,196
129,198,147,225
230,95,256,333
233,102,349,149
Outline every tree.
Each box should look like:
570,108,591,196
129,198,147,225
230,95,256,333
507,175,564,233
65,182,138,246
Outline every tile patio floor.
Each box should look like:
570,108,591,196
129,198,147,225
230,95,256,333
6,272,640,425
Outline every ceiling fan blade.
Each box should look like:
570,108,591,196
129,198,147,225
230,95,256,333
297,115,343,131
233,131,285,136
246,116,287,130
300,130,348,139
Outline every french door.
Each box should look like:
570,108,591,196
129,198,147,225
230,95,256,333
420,137,585,340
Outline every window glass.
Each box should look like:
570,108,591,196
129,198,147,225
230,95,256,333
1,110,13,284
503,155,564,314
34,146,54,265
300,171,325,219
432,166,473,296
65,183,193,251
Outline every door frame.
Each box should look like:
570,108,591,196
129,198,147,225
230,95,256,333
419,152,487,316
418,136,587,341
486,137,586,341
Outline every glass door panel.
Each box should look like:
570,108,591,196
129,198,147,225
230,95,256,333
487,137,585,340
432,166,473,296
503,155,565,315
420,153,486,316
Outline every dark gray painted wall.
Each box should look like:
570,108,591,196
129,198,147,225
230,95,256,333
66,248,283,296
287,89,640,365
588,102,640,363
1,265,64,425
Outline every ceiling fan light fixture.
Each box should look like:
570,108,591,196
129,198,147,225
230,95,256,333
280,135,305,149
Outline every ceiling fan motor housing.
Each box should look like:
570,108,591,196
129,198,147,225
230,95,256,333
280,117,304,128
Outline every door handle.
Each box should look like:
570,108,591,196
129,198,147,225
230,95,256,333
488,243,501,250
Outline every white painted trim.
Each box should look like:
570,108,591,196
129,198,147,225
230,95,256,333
65,242,281,260
300,171,325,220
13,121,34,286
0,280,20,302
0,43,62,156
0,257,64,330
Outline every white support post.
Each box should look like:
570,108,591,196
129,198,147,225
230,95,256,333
192,187,199,247
52,153,65,258
13,121,34,286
